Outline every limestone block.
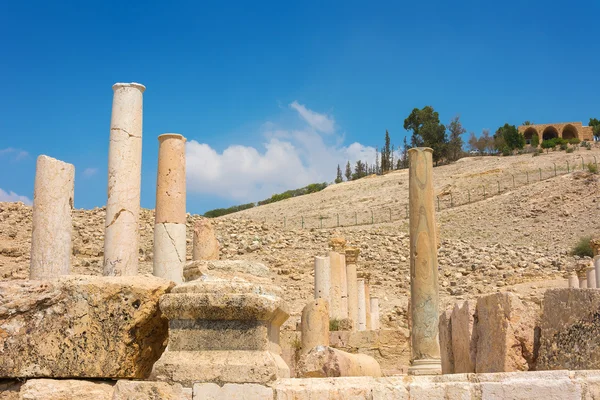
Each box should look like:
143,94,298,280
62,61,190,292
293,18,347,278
329,251,345,320
273,377,387,400
405,375,473,399
301,298,329,355
19,379,114,400
451,300,477,373
153,222,186,283
183,259,270,282
314,256,330,300
438,309,454,374
477,370,582,399
475,292,538,373
112,381,188,400
537,288,600,370
193,383,273,400
297,346,382,378
0,275,173,379
0,381,21,400
192,219,219,261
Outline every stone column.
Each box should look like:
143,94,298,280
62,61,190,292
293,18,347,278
192,219,219,260
340,254,348,318
595,257,600,289
329,251,345,320
370,297,380,330
301,298,330,355
365,282,372,330
578,268,588,289
408,147,442,375
314,256,331,301
357,279,367,331
345,248,359,330
30,155,75,280
587,265,597,289
104,82,145,276
153,133,187,283
568,272,579,288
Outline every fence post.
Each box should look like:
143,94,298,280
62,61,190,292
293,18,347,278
301,216,304,229
450,193,453,207
553,163,557,177
355,212,357,225
389,208,392,222
526,171,529,184
468,189,471,203
567,161,570,173
371,210,374,224
405,204,408,218
512,174,515,188
437,197,440,211
581,156,585,170
594,156,598,168
337,213,339,227
483,186,486,199
497,181,500,194
539,168,542,181
320,217,323,229
284,216,286,228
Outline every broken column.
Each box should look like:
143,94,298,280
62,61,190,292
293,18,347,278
345,248,359,329
408,147,442,375
578,267,588,289
370,296,380,330
357,279,367,331
30,155,75,280
592,237,600,288
301,298,330,355
314,256,331,301
568,272,579,288
328,237,347,320
104,82,145,276
192,219,219,260
297,346,382,378
587,264,597,289
365,281,372,330
153,133,187,283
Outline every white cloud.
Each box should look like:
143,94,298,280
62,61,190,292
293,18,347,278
289,101,335,134
0,188,32,205
186,102,378,202
0,147,29,161
82,167,98,178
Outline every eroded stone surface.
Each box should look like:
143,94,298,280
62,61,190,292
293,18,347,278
183,259,270,282
112,380,189,400
438,309,454,374
301,298,329,355
475,292,538,373
0,275,173,378
538,288,600,370
19,379,114,400
192,219,219,261
297,346,382,378
193,383,273,400
451,300,477,373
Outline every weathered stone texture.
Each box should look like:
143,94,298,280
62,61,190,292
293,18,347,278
192,219,219,261
301,298,329,355
438,309,454,374
112,380,189,400
0,275,173,379
18,379,114,400
0,381,21,400
297,346,382,378
451,300,477,373
538,288,600,370
183,259,270,282
475,292,538,373
193,383,273,400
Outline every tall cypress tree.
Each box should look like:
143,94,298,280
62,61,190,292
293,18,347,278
345,161,352,181
335,164,343,183
382,130,392,172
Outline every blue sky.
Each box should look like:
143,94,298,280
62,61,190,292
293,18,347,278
1,1,599,214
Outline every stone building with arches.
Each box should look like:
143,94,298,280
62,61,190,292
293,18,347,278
518,122,593,144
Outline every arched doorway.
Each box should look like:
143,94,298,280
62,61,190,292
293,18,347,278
523,127,538,145
562,124,578,140
542,126,559,141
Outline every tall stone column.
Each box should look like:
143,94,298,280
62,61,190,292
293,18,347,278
301,298,330,355
345,248,359,330
578,268,588,289
568,272,579,288
595,257,600,289
328,251,344,320
340,254,348,318
314,256,331,301
357,279,367,331
370,297,380,330
153,133,187,283
408,147,442,375
30,155,75,280
192,219,219,261
587,265,597,289
365,282,372,330
104,82,145,276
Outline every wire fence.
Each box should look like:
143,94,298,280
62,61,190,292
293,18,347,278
261,153,599,230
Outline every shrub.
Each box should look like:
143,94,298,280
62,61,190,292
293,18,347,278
502,146,511,156
560,143,568,151
581,141,588,147
541,139,556,150
588,146,592,150
569,138,581,145
588,162,598,174
329,318,341,331
555,137,568,146
203,202,256,218
538,148,544,153
566,147,574,153
571,236,594,258
532,151,539,157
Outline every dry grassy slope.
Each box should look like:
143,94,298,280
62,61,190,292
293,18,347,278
1,148,599,330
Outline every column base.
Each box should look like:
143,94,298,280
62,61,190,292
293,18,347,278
408,358,442,375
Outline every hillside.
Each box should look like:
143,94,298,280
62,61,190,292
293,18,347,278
1,147,599,329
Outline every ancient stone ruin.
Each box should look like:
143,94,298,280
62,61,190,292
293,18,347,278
3,82,600,399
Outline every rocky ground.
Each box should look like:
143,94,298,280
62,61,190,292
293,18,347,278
1,147,599,330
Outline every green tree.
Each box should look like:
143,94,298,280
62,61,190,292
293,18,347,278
404,106,447,164
481,129,494,154
344,161,352,181
447,116,465,161
523,121,533,126
400,137,409,168
375,147,380,175
335,164,343,183
468,132,478,152
381,130,392,172
590,118,600,141
495,123,525,151
531,134,540,148
352,160,367,180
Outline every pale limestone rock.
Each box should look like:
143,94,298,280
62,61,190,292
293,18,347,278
314,256,330,301
408,148,441,375
112,380,188,400
357,279,367,331
477,370,582,399
328,237,346,252
475,292,538,373
104,82,145,276
193,383,273,400
30,155,74,280
19,379,114,400
0,275,173,379
328,250,345,320
274,377,388,400
297,346,382,378
345,248,359,329
537,288,600,370
0,381,21,400
192,219,219,261
370,296,380,330
153,222,186,283
151,279,289,386
451,300,477,373
364,282,371,330
301,298,329,355
183,259,270,282
438,309,454,374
